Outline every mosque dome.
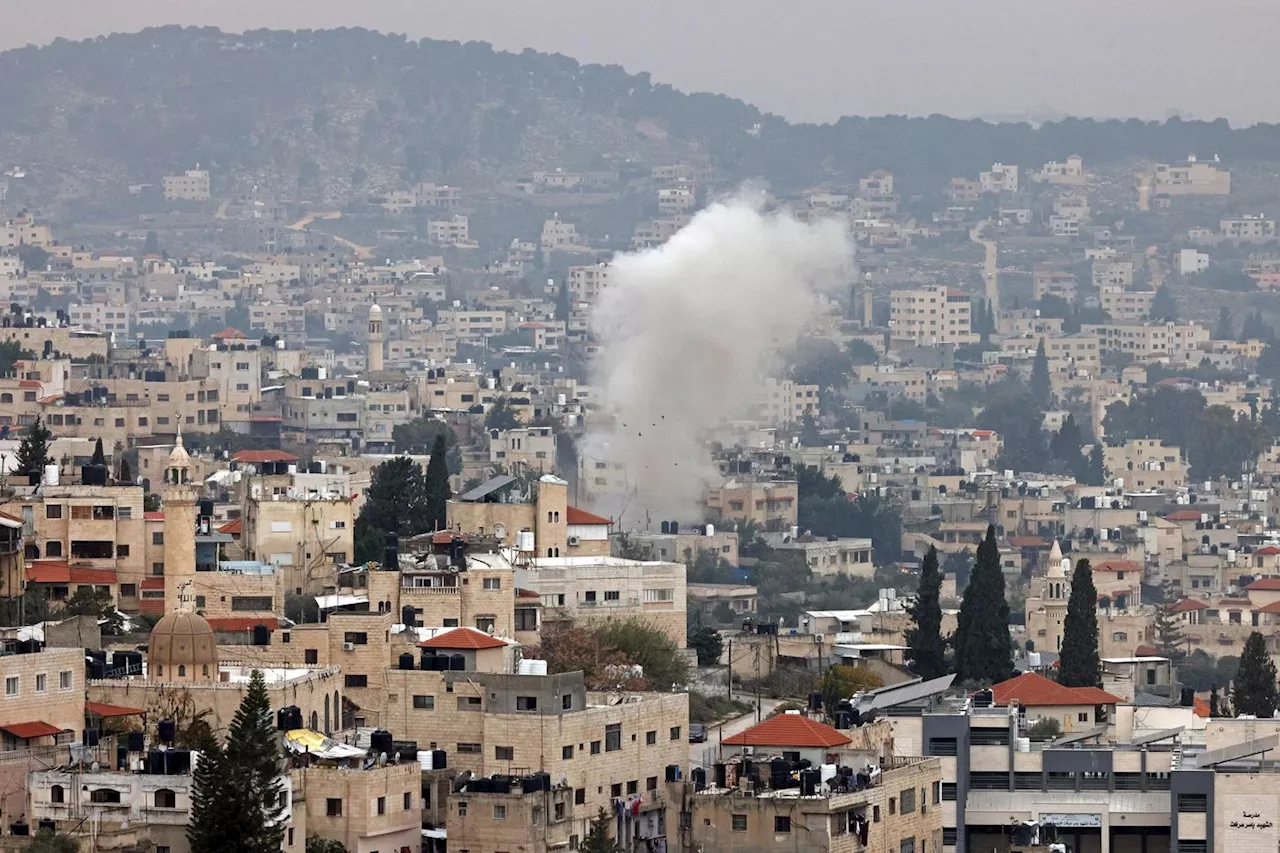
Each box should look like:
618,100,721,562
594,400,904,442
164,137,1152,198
148,609,218,681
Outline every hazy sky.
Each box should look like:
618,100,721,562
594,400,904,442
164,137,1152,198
4,0,1279,125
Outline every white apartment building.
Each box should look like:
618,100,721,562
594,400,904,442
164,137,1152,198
567,264,611,304
1220,215,1276,241
540,218,582,251
980,162,1019,194
1035,154,1086,184
657,187,695,215
68,303,132,336
1179,249,1210,276
162,169,211,201
426,215,471,246
889,285,978,347
1153,156,1231,196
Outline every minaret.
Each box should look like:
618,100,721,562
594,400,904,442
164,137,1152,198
1043,539,1071,653
367,303,384,372
162,428,200,615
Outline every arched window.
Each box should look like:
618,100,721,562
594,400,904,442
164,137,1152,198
202,665,209,677
0,393,11,404
50,785,64,804
155,664,163,677
154,788,176,808
311,711,318,731
547,511,554,523
177,665,186,677
547,548,554,557
1112,631,1129,642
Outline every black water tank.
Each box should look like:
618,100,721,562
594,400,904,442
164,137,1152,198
158,719,176,744
124,651,143,675
252,624,270,646
166,750,192,775
770,758,789,786
431,749,446,770
198,499,214,518
799,769,818,797
36,820,54,834
146,750,166,774
398,653,415,671
86,728,100,747
449,654,466,671
691,767,706,791
1181,687,1195,707
491,777,511,794
10,821,29,836
665,764,679,782
401,606,415,628
370,730,394,755
127,731,145,752
112,651,131,671
713,763,727,788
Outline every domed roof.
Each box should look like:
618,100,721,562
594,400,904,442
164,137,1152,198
165,430,192,469
368,303,383,318
148,609,218,673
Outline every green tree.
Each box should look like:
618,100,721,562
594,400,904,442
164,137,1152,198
943,549,974,592
791,339,854,389
1233,631,1279,718
687,625,724,666
1214,306,1233,341
1151,581,1186,662
188,737,230,853
24,829,80,853
595,619,688,689
820,664,884,713
905,546,946,680
484,398,522,431
15,414,53,478
424,434,451,532
1085,443,1107,487
143,230,161,254
1149,284,1177,322
354,456,429,562
222,670,286,853
848,339,879,365
0,340,34,375
953,525,1012,684
580,807,624,853
1030,338,1051,406
391,416,462,473
307,839,349,853
119,457,132,482
1058,559,1100,688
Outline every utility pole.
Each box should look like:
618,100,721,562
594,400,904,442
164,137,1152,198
726,638,732,699
754,644,762,723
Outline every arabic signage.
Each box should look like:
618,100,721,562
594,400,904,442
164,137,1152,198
1038,814,1102,828
1230,811,1275,831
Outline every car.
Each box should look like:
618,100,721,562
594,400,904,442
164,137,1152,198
688,724,708,743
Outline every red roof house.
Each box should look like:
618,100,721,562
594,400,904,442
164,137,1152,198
418,627,508,650
990,672,1122,708
721,713,852,749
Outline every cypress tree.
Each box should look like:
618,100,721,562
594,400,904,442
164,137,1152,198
188,739,232,853
119,458,132,482
1058,559,1100,688
1209,685,1223,717
15,414,53,478
1233,631,1279,718
1151,580,1186,662
906,546,946,679
1030,338,1051,405
222,670,286,853
91,437,106,466
1214,307,1233,341
954,525,1012,684
424,433,451,532
580,808,624,853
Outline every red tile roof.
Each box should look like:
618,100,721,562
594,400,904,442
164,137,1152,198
990,672,1122,707
1008,536,1049,548
1,721,63,739
212,326,246,340
144,511,165,521
231,449,300,464
86,701,145,718
140,577,165,591
1193,696,1211,718
516,588,541,600
25,561,117,585
1093,560,1141,573
18,379,40,389
418,627,508,650
1165,510,1204,522
218,519,243,535
431,531,458,545
1249,577,1280,591
1134,644,1159,656
1258,601,1280,615
206,617,276,633
566,506,611,526
721,714,852,749
1257,546,1280,557
1169,599,1210,613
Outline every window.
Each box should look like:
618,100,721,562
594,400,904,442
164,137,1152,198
117,507,132,519
404,791,413,810
605,724,621,752
610,783,622,798
35,673,46,693
413,695,435,710
873,806,881,823
901,840,916,853
326,798,342,817
562,694,573,710
90,789,122,804
232,596,272,611
516,608,538,631
646,730,657,745
627,780,638,795
889,798,896,815
774,816,791,833
584,591,597,603
516,696,538,712
458,697,482,710
932,781,941,805
344,675,368,688
900,788,916,814
563,745,574,759
493,804,507,820
115,544,130,558
604,590,620,602
377,796,386,816
120,584,136,598
305,649,318,665
153,532,164,545
343,631,369,645
1179,794,1208,813
46,505,62,519
457,743,481,754
154,788,176,808
647,776,658,791
732,814,748,832
483,577,501,590
590,741,601,755
50,785,64,804
60,671,72,690
670,726,681,740
495,746,514,761
1078,712,1089,722
46,541,62,557
5,676,17,696
575,788,585,805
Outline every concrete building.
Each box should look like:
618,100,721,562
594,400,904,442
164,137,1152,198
704,479,799,529
162,169,211,201
448,474,609,559
1036,155,1086,185
980,163,1019,194
1220,216,1276,241
1153,157,1231,196
889,286,977,348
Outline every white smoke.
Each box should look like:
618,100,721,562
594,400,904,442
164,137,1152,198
583,190,854,525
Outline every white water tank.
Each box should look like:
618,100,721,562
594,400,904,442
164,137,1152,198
1016,737,1031,753
518,659,548,676
705,524,715,537
43,464,59,486
516,530,536,552
557,393,567,406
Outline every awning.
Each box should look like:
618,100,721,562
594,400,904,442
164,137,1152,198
422,829,447,840
86,701,146,719
2,721,63,739
315,594,369,611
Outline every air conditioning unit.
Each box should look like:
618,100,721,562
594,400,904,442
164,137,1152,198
342,642,356,652
815,633,825,643
567,536,581,546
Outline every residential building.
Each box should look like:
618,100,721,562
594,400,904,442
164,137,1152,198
1220,215,1276,241
1035,154,1086,185
889,286,977,348
427,215,472,246
162,169,211,201
1152,156,1231,196
704,479,799,529
979,163,1019,194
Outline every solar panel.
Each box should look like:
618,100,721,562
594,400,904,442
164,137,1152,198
1196,733,1280,768
1129,726,1184,747
1049,725,1108,746
857,674,956,714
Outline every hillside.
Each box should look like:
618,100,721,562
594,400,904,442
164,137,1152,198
3,27,1280,202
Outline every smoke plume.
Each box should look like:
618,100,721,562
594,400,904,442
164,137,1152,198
583,190,853,525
